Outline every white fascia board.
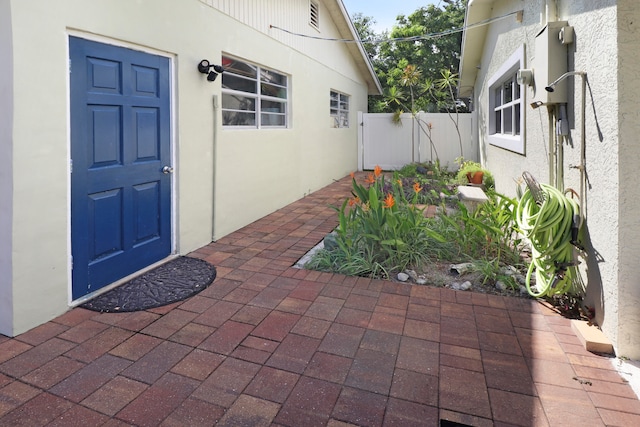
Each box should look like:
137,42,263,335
330,0,383,95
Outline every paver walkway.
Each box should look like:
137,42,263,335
1,174,640,426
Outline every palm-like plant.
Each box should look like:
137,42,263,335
385,64,444,162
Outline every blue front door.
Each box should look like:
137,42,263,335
70,37,172,300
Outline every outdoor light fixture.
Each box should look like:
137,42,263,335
198,59,224,82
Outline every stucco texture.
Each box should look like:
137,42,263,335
472,0,640,358
616,0,640,358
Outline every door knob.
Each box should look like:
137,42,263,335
162,165,174,174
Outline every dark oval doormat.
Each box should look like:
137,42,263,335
81,257,216,313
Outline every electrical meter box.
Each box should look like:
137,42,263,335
532,21,569,105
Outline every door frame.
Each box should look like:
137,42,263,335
66,31,177,305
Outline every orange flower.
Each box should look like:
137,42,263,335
413,182,422,193
365,173,375,184
383,193,395,208
374,165,382,178
350,171,355,179
397,179,402,186
348,196,360,207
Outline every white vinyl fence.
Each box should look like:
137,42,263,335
357,111,478,171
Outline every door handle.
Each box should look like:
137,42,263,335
162,165,174,174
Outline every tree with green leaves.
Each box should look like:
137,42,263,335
351,0,467,113
351,12,381,63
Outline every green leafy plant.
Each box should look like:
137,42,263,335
310,166,446,277
472,258,519,289
433,191,522,267
308,164,524,292
455,158,494,189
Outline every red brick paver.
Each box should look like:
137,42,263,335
0,173,638,426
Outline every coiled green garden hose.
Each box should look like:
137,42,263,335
515,183,581,298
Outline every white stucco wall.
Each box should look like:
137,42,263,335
2,0,371,336
0,0,14,333
472,0,640,358
616,0,640,358
206,0,369,238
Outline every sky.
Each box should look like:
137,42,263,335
341,0,441,33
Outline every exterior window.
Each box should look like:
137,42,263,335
487,46,525,154
330,91,349,128
310,1,320,30
492,77,520,136
221,56,288,128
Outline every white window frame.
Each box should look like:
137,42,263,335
487,45,525,154
330,90,349,128
221,55,289,129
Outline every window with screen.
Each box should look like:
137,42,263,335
221,56,288,128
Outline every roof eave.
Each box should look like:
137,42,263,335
328,0,383,95
459,0,495,97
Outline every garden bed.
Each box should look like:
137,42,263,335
300,163,591,320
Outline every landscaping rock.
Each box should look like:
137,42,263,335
397,272,409,282
323,232,339,251
500,265,518,276
495,281,508,292
406,269,419,281
451,281,473,291
416,276,427,285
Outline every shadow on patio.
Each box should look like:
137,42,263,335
1,173,639,426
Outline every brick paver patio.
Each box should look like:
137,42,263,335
1,173,639,426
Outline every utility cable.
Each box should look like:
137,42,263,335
269,9,522,45
515,183,581,298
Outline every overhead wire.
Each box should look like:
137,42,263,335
269,9,523,45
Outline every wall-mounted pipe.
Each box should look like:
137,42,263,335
577,74,587,226
212,95,218,241
546,0,558,23
541,0,558,26
544,71,589,226
545,71,587,92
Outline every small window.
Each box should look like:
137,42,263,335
330,91,349,128
310,1,320,30
487,46,525,154
221,56,288,128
